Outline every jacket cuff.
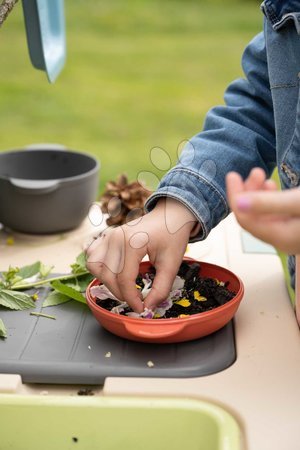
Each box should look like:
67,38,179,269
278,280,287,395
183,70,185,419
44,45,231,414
144,168,229,241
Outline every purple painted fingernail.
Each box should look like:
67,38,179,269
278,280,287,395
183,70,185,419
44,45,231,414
237,197,252,211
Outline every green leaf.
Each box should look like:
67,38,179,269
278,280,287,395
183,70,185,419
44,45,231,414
0,318,7,338
18,261,41,280
0,290,35,310
51,281,86,304
9,275,23,286
63,282,81,292
42,291,70,308
71,252,87,274
77,252,87,268
76,273,94,292
39,263,54,278
1,266,20,287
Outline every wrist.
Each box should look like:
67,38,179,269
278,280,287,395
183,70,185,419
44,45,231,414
155,197,200,236
189,222,201,237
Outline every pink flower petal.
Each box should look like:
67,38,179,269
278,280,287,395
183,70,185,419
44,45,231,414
126,312,141,318
141,308,155,319
90,284,120,302
171,276,185,290
111,302,128,314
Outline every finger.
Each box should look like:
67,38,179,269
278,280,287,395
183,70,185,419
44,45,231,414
85,228,112,262
263,179,278,191
85,232,124,300
96,230,125,301
144,270,177,311
98,265,123,301
244,167,266,191
115,228,147,313
144,252,182,310
226,171,244,211
103,227,125,275
116,256,144,313
85,235,109,278
236,188,300,216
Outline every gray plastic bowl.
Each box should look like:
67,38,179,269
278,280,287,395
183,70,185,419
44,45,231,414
0,145,100,234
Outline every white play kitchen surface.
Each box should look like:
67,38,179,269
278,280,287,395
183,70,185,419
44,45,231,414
0,213,299,450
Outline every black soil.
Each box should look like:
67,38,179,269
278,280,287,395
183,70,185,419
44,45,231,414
96,262,236,318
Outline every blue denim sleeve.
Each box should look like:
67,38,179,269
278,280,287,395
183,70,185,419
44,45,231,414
145,31,276,240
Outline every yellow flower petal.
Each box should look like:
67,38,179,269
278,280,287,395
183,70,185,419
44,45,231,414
153,313,161,319
135,284,142,289
175,298,191,307
194,291,207,302
214,278,225,286
178,314,190,318
6,236,14,246
214,278,224,286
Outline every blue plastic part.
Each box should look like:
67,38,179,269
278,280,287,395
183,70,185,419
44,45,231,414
22,0,66,83
241,229,276,255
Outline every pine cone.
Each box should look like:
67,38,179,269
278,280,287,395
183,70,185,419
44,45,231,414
100,174,152,226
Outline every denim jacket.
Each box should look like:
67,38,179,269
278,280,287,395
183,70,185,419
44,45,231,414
146,0,300,286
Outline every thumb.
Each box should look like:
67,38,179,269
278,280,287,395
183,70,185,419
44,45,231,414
144,264,179,311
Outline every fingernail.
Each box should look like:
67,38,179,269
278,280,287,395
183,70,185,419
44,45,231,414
237,196,252,211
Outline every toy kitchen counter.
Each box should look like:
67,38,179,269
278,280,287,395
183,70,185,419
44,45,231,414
0,214,299,450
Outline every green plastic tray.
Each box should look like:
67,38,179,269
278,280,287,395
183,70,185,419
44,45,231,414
0,395,242,449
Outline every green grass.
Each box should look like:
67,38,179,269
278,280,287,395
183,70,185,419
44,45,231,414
0,0,262,192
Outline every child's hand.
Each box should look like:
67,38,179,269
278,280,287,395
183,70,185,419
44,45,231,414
86,198,197,312
226,168,300,254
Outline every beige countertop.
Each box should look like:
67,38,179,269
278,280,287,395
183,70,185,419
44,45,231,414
0,214,299,450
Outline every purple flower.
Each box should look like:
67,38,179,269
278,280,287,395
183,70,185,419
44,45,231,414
171,276,185,291
91,284,120,302
170,289,182,300
141,308,155,319
92,273,186,320
126,308,154,319
111,302,128,314
126,311,141,318
155,297,173,318
141,278,152,299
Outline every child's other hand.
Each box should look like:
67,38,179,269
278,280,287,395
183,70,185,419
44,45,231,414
86,198,197,312
226,167,300,254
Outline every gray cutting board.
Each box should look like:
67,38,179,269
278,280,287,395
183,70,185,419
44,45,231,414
0,283,236,384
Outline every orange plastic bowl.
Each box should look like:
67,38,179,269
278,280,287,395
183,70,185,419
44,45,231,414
86,259,244,344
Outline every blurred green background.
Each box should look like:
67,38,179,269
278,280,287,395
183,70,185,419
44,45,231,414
0,0,262,193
